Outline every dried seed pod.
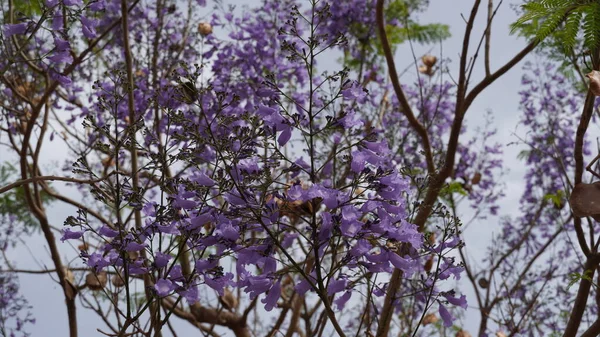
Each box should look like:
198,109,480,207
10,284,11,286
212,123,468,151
418,65,434,76
569,182,600,219
111,274,125,288
424,256,434,273
456,330,472,337
471,172,482,185
421,55,437,68
63,267,75,284
478,277,489,289
423,313,438,325
78,243,89,251
85,271,108,291
587,70,600,96
219,288,238,311
63,267,77,300
101,156,115,168
496,331,507,337
198,22,213,36
427,232,436,246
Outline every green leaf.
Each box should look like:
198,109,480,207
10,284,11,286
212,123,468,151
543,190,564,208
13,0,42,16
440,181,468,198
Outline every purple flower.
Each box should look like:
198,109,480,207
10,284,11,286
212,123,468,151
45,0,59,7
154,251,171,268
277,126,292,146
63,0,83,6
327,278,346,296
154,279,174,297
334,291,352,310
125,241,146,252
244,275,273,299
262,281,281,311
53,37,70,52
216,223,239,241
80,16,98,39
61,228,83,242
3,23,28,37
438,303,453,327
87,252,111,271
178,285,198,304
444,293,468,309
342,82,367,103
195,259,217,273
192,172,215,187
98,225,118,238
89,0,106,11
205,273,233,296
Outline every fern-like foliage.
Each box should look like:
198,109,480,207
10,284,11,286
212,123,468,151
512,0,600,53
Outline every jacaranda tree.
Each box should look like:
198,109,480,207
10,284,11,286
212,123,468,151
1,0,600,336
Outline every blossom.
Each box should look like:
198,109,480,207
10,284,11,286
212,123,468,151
262,281,281,311
3,23,28,37
334,291,352,310
154,251,171,268
154,279,174,297
438,303,453,327
80,16,98,39
63,0,83,6
89,0,106,11
178,285,198,304
444,293,468,309
45,0,59,7
61,228,83,242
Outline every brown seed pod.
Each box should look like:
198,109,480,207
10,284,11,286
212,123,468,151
63,267,75,284
421,55,437,68
198,22,213,36
219,288,238,311
427,232,436,246
128,251,139,261
418,65,434,76
111,274,126,288
471,172,482,185
85,271,108,291
101,156,115,168
478,277,489,289
456,330,472,337
422,313,439,325
63,267,77,300
587,70,600,96
569,182,600,220
424,256,434,273
496,332,507,337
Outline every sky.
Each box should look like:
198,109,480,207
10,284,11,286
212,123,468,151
0,0,564,336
